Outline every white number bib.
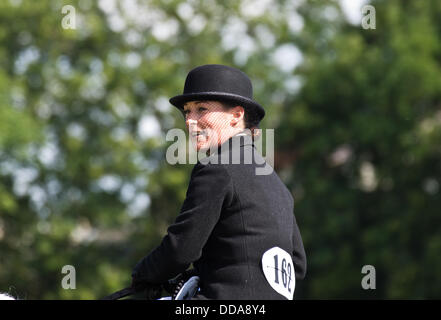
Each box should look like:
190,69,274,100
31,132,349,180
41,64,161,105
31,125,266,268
261,247,295,300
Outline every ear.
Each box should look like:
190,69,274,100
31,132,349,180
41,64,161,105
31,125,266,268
230,106,245,126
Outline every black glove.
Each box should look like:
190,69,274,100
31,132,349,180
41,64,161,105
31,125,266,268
130,276,148,292
144,283,163,300
131,276,163,300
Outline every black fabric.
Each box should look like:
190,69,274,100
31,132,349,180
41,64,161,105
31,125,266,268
132,134,307,300
169,64,265,121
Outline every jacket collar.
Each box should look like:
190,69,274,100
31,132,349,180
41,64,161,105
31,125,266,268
199,132,254,163
218,131,254,153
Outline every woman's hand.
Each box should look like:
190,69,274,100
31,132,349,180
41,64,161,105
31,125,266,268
130,276,163,299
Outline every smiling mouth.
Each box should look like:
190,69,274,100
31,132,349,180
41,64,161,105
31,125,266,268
191,131,208,138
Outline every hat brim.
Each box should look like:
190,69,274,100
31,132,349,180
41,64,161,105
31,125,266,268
169,92,265,121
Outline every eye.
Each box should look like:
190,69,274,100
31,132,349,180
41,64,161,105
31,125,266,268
198,107,207,112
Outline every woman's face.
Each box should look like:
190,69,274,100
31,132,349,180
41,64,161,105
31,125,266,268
183,100,244,152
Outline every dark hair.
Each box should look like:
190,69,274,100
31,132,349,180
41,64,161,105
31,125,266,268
221,101,262,139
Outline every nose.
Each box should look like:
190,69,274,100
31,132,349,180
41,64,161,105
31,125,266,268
185,114,198,129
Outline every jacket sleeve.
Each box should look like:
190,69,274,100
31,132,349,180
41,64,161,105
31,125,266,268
132,163,234,283
290,193,306,280
292,212,307,280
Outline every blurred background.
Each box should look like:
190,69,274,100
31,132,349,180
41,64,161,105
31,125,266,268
0,0,440,299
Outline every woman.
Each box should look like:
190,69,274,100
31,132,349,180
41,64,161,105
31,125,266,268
131,64,306,300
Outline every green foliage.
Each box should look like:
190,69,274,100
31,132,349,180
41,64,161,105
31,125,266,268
0,0,440,299
279,0,441,298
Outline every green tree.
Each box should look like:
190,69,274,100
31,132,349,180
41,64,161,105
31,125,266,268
1,0,440,300
279,0,441,298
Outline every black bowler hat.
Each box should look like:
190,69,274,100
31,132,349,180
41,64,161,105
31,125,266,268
169,64,265,121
